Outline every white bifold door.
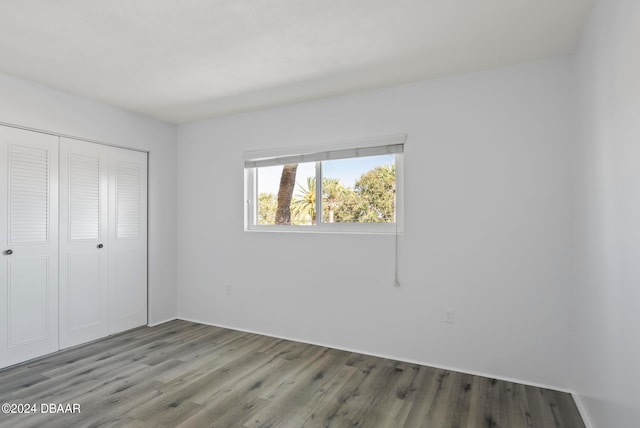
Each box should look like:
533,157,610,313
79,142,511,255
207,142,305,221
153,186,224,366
1,127,147,366
59,138,147,349
0,127,59,368
59,139,109,348
107,146,148,335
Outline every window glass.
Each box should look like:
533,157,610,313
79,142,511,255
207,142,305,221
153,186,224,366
321,154,396,223
256,162,315,225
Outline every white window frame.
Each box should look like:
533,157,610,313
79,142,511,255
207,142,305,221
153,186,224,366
244,133,405,234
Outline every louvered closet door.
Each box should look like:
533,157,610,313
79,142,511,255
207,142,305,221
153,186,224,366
59,138,109,349
0,126,58,369
108,147,147,334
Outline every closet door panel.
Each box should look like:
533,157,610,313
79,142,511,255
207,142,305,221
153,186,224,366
112,249,146,323
67,253,102,328
59,138,109,349
109,148,147,334
7,258,49,345
0,126,58,369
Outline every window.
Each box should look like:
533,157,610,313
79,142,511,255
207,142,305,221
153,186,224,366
244,134,405,233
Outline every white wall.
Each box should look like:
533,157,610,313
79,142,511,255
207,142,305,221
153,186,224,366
4,4,637,423
177,57,576,390
0,72,178,325
573,0,640,426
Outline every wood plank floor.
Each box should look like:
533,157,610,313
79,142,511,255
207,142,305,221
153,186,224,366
0,320,585,428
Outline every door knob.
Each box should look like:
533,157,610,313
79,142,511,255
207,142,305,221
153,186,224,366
4,249,13,255
97,244,104,249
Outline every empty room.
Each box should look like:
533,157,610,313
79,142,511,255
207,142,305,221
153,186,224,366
0,1,638,427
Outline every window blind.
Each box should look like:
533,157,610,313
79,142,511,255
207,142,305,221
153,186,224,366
243,134,405,168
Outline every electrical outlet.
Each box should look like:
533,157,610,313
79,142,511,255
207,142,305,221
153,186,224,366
444,308,454,324
225,284,232,295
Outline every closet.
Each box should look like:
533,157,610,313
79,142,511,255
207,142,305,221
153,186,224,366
0,125,147,368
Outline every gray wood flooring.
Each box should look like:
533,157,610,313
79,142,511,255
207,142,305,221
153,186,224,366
0,320,585,428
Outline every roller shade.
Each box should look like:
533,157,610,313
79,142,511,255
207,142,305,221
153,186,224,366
243,133,405,168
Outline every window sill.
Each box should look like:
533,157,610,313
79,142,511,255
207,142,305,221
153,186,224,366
244,225,403,235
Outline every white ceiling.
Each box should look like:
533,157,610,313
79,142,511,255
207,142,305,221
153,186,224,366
0,0,595,124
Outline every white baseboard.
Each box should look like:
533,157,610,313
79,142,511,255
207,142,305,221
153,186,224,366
176,316,574,394
572,393,595,428
147,317,178,327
